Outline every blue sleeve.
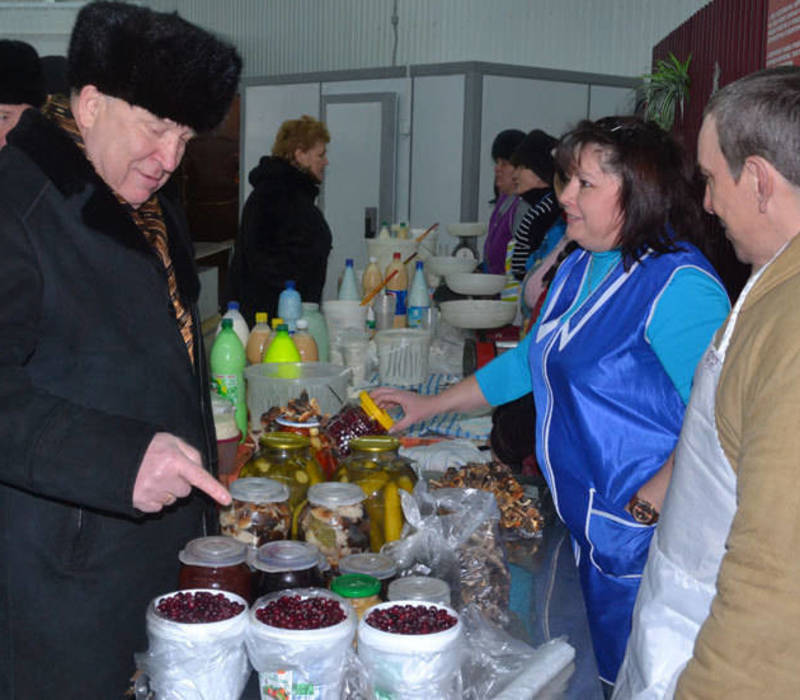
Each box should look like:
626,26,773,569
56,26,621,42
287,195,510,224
475,332,535,405
646,267,731,404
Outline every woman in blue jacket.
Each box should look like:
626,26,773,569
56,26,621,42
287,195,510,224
373,117,731,689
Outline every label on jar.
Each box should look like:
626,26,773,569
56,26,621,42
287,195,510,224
259,670,320,699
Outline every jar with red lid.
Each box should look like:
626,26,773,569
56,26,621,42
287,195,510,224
275,416,337,480
322,391,394,458
252,540,323,598
178,536,253,603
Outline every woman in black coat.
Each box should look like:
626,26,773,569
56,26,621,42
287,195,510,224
229,115,333,324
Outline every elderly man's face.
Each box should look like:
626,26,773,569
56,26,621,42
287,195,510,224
76,87,194,208
0,103,31,149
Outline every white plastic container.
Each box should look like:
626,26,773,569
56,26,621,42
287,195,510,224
216,300,250,348
387,576,451,606
136,588,250,700
246,588,357,700
374,328,431,386
357,600,464,699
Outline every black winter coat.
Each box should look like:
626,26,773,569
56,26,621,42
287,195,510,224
229,156,333,324
0,109,217,698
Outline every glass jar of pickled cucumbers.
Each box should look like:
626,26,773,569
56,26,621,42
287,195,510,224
337,436,417,552
239,432,324,512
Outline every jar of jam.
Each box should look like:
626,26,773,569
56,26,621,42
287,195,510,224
239,432,324,510
178,536,253,603
331,574,382,619
339,552,398,600
219,477,291,547
275,416,337,480
298,482,370,569
322,391,393,458
339,436,417,551
252,540,323,598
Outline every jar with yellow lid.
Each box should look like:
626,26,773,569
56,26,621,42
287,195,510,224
338,436,417,551
322,391,394,459
239,432,324,512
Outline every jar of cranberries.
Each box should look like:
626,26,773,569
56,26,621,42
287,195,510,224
252,540,323,598
322,391,393,458
178,536,253,603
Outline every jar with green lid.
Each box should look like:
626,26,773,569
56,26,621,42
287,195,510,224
239,431,324,511
298,482,370,569
331,573,382,619
338,436,417,552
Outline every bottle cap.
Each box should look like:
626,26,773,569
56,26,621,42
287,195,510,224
369,256,377,263
276,323,288,332
255,311,268,324
331,573,381,599
271,317,284,330
227,301,240,310
392,252,401,259
221,318,233,329
346,258,354,266
359,390,394,430
415,260,423,270
253,540,320,573
229,477,290,504
179,536,248,568
307,482,365,507
285,280,296,289
339,553,398,580
296,319,309,330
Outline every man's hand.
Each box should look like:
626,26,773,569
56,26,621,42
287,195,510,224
133,432,231,513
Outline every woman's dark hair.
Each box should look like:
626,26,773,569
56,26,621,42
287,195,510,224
554,116,703,267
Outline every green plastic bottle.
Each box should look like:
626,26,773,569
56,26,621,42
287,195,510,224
210,318,247,440
263,323,301,363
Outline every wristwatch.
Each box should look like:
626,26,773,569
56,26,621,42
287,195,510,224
628,496,659,525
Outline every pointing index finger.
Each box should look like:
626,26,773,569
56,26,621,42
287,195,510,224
181,462,231,506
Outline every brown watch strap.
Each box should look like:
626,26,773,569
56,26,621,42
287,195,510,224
628,496,659,524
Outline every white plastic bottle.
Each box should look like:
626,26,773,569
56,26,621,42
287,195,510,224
216,301,249,348
407,260,430,328
338,258,360,301
277,280,303,331
378,221,391,240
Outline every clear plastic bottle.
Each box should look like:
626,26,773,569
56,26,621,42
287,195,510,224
378,221,391,240
216,300,249,349
338,258,360,301
277,280,303,331
301,302,329,362
210,318,247,439
362,256,382,299
384,252,408,328
245,311,271,364
263,323,301,363
293,319,319,362
406,261,430,328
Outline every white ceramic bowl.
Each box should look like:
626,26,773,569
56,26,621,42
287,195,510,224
440,300,516,329
444,272,506,296
425,256,478,278
447,222,487,238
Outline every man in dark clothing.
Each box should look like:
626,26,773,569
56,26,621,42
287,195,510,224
0,2,241,696
0,40,46,149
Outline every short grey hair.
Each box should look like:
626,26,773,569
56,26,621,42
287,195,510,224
704,66,800,186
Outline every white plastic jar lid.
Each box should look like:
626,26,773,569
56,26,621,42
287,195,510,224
387,576,451,605
179,536,248,567
307,482,365,507
339,553,397,580
253,540,321,573
229,477,290,504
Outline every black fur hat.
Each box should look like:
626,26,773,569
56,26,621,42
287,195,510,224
491,129,525,161
67,1,242,133
511,129,558,186
0,40,46,108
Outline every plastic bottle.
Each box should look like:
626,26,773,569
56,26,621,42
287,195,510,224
301,302,329,362
210,318,247,439
245,311,271,364
362,256,382,300
293,319,319,362
385,252,408,328
406,261,430,328
216,301,249,348
398,221,409,240
338,259,360,301
378,221,391,240
277,281,303,332
263,323,301,363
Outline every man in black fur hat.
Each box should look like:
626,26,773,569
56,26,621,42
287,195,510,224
0,2,241,696
0,39,45,149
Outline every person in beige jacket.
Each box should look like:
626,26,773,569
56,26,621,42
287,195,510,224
614,67,800,699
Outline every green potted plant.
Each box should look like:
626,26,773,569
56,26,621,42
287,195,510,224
640,53,692,131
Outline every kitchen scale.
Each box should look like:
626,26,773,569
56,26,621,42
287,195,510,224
448,222,486,261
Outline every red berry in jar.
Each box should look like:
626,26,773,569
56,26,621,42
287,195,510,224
365,604,457,634
255,594,346,630
156,591,245,623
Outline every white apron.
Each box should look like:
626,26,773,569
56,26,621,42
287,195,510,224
613,258,773,699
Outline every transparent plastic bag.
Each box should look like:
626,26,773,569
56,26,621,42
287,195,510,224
135,591,250,700
245,588,357,700
383,483,511,626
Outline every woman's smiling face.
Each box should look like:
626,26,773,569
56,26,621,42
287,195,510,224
558,144,624,252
